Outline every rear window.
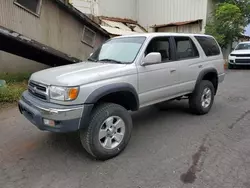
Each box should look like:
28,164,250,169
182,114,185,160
195,36,220,56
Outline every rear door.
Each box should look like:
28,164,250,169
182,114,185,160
194,36,224,76
172,36,202,93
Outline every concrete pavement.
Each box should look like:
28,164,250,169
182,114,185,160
1,70,250,188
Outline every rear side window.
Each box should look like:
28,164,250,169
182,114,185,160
195,36,220,56
174,37,199,60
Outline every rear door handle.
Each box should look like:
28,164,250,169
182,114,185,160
198,65,203,68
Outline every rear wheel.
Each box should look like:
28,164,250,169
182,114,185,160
80,103,133,160
189,80,215,115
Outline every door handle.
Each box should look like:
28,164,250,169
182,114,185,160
170,69,176,73
198,65,203,68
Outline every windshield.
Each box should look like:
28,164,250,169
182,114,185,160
88,37,146,64
235,43,250,50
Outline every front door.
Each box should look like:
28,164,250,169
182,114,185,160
137,37,180,107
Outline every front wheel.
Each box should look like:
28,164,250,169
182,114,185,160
80,103,133,160
228,63,234,69
189,80,215,115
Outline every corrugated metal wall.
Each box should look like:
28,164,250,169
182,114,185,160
137,0,209,32
0,0,106,61
98,0,137,20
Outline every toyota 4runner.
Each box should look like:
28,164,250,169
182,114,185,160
18,33,225,160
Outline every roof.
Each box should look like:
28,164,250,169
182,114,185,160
112,32,212,39
98,16,147,36
54,0,110,37
100,26,139,36
151,19,203,28
99,16,138,24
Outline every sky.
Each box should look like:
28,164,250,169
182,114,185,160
245,25,250,36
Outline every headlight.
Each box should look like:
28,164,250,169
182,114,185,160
50,86,79,101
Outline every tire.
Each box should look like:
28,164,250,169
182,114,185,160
80,103,133,160
228,63,234,69
189,80,215,115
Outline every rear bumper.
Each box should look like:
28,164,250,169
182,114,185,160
18,91,85,133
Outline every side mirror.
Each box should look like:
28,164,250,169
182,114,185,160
141,52,162,66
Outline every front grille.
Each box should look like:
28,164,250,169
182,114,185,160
29,81,46,92
28,81,48,101
231,54,250,57
235,59,250,63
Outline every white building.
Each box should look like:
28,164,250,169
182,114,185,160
69,0,215,34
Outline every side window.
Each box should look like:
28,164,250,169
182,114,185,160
14,0,42,15
174,37,199,60
195,36,220,56
82,26,96,47
145,37,172,62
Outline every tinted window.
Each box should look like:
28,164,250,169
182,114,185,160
145,37,172,62
195,36,220,56
174,37,199,60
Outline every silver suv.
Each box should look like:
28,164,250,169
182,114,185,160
18,33,225,160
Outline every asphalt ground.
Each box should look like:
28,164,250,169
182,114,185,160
1,69,250,188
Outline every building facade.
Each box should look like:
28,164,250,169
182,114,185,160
70,0,215,33
0,0,109,73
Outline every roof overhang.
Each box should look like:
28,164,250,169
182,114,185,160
100,26,138,36
98,16,147,36
151,19,203,28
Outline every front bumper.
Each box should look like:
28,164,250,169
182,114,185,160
18,91,84,133
228,58,250,65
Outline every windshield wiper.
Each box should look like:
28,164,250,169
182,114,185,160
99,59,124,64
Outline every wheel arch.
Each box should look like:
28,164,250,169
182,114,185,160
195,68,218,94
85,83,139,111
79,83,138,130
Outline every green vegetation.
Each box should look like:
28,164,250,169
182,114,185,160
0,73,31,104
206,0,250,48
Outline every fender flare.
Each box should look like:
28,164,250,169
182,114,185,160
194,68,218,93
79,83,139,129
85,83,139,109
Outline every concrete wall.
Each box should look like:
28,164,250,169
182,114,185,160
0,0,106,61
206,0,215,21
70,0,99,16
0,51,49,73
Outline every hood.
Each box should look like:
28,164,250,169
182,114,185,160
231,49,250,55
30,62,134,86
